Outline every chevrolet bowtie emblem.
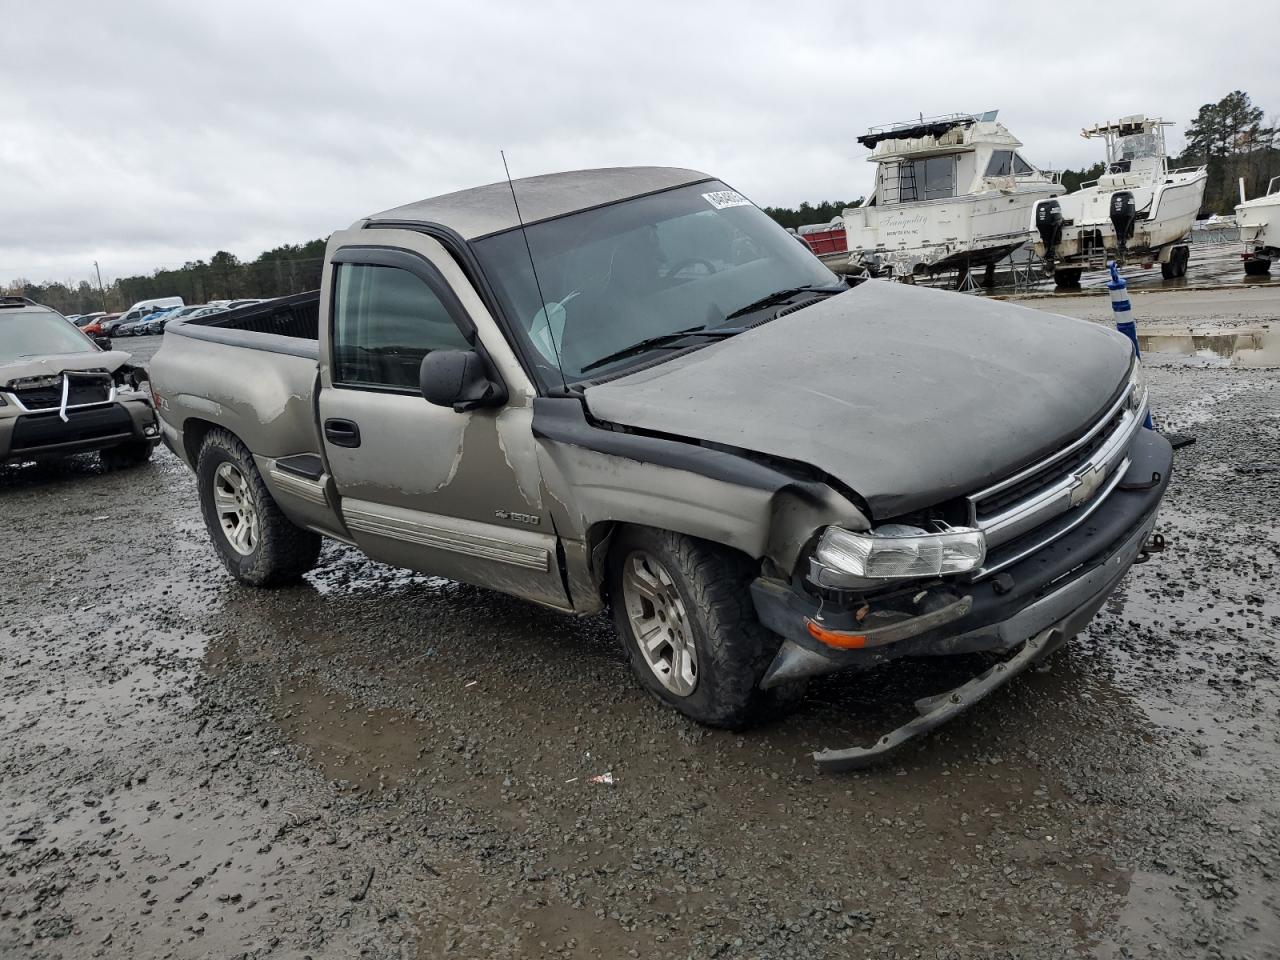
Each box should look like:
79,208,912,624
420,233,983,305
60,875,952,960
1068,463,1107,507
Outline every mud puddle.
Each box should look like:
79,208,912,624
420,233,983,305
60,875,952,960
1138,328,1279,367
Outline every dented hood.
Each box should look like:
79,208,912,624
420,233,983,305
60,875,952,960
1,350,133,386
583,281,1133,518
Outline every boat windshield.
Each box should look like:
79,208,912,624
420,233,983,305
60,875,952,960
472,180,839,386
1110,132,1162,164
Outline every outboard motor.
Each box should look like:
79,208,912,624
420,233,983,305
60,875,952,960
1110,191,1137,253
1035,199,1064,262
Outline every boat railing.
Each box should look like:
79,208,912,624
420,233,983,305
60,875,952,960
862,111,981,139
1167,165,1207,176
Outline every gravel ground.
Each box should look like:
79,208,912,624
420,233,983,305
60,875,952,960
3,308,1279,959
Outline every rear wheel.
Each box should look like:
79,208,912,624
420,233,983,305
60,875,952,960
1053,268,1083,287
1161,245,1190,280
99,439,155,470
607,526,804,729
1244,256,1272,276
196,429,321,586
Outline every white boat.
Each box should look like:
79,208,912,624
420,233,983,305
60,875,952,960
1236,176,1280,276
840,111,1063,283
1031,115,1207,285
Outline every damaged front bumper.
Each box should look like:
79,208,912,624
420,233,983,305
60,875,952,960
750,428,1172,769
0,398,158,463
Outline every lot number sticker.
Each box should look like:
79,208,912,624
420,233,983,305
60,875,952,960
702,190,752,210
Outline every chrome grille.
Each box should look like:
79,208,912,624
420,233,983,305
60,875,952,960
968,381,1144,578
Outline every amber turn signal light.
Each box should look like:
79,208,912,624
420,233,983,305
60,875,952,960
805,618,867,650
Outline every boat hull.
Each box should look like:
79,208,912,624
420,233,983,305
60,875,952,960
1236,191,1280,258
1035,170,1207,266
845,182,1062,276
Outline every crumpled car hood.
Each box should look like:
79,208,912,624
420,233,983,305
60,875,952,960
583,281,1133,518
1,350,132,386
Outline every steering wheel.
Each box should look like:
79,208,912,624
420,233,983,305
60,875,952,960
662,258,715,280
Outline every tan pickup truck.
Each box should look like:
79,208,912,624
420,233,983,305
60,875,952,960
151,167,1172,769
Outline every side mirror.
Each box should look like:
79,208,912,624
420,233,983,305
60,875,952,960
419,350,506,412
94,336,113,350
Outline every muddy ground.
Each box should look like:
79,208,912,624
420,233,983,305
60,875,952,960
3,297,1279,959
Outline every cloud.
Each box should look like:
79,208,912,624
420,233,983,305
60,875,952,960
2,0,1275,284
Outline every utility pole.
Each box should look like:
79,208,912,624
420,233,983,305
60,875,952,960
93,261,107,312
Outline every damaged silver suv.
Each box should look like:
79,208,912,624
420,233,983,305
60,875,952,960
0,297,159,469
151,168,1172,768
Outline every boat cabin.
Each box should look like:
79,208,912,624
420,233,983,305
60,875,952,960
858,111,1051,207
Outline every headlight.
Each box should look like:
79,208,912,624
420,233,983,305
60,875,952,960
811,523,986,588
1125,360,1147,419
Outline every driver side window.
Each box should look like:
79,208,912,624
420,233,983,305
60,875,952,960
332,263,470,390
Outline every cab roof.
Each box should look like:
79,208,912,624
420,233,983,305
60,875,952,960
361,166,713,241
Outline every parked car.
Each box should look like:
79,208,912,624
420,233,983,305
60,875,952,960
145,304,207,334
107,297,184,336
185,305,228,321
138,307,180,334
119,307,176,336
82,314,119,337
152,167,1172,769
0,296,159,468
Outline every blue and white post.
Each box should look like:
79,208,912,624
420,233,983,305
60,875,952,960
1107,261,1154,429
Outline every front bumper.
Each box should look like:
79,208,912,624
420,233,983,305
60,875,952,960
752,428,1173,687
0,399,158,463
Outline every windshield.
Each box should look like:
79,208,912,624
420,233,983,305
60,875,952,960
0,312,97,363
473,180,838,385
1110,132,1160,164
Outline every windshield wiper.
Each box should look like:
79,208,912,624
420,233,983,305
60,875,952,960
579,325,743,375
722,283,845,324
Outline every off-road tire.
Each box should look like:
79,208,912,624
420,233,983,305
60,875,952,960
196,428,321,586
99,439,155,470
1244,256,1272,277
607,526,805,729
1053,268,1083,288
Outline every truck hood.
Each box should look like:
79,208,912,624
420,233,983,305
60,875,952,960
582,281,1133,519
1,350,132,386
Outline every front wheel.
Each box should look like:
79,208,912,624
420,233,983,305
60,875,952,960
196,429,322,586
607,526,804,729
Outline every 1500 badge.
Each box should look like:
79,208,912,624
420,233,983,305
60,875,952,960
495,509,540,526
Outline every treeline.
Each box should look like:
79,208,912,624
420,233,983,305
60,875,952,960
1174,90,1277,212
762,200,857,229
4,240,327,317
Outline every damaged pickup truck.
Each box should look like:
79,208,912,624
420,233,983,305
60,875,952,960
151,168,1171,769
1,297,159,468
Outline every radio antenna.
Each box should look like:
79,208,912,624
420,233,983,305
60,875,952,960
501,151,569,395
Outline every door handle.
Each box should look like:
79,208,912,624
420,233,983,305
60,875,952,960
324,418,361,448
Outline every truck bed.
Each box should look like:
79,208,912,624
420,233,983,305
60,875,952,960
155,291,324,462
192,291,320,341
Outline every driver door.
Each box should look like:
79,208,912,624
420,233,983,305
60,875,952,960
316,231,569,609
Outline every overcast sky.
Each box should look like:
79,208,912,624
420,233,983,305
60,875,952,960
2,0,1276,286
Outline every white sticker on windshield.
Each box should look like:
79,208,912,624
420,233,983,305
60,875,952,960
702,190,752,210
